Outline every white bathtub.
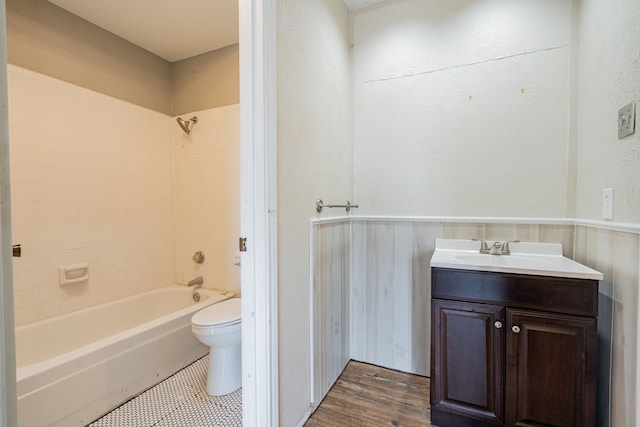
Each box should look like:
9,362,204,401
16,285,234,427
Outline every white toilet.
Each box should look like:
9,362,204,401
191,297,242,396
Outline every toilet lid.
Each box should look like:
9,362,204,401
192,298,241,327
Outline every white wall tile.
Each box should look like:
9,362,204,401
171,104,240,295
8,65,175,325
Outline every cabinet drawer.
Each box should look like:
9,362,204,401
432,268,598,317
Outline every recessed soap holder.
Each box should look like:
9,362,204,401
59,262,89,286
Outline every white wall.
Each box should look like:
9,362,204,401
295,1,640,426
8,65,173,326
575,1,640,425
353,0,574,217
8,66,241,327
576,0,640,224
276,0,353,425
172,104,240,294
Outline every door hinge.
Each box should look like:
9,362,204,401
239,237,247,252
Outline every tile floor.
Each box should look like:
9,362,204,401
89,356,242,427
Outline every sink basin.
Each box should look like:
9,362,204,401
430,239,603,280
454,254,555,269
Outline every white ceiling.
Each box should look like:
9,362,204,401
48,0,239,62
48,0,387,63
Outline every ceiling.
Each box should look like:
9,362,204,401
48,0,387,63
48,0,239,62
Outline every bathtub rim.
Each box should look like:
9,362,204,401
16,285,234,383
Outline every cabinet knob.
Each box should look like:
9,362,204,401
512,325,521,334
494,321,503,329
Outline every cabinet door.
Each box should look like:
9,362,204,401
506,309,597,427
431,299,505,426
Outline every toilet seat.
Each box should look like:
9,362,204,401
192,298,241,328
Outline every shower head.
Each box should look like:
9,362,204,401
177,116,198,135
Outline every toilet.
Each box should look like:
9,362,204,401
191,297,242,396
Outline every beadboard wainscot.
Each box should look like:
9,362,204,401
309,217,351,410
308,216,639,427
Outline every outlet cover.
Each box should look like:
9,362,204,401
618,102,636,139
603,188,614,220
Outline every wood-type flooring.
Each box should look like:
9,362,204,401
305,360,432,426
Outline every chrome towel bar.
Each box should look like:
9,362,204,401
315,199,359,213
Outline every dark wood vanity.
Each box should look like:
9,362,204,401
430,267,598,427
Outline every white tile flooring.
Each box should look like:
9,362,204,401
89,356,242,427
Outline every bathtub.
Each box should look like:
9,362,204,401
16,285,234,427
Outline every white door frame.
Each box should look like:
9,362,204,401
0,1,18,426
0,1,280,425
239,1,279,426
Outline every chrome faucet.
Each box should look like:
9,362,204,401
474,239,519,255
473,239,491,254
187,276,204,288
500,240,519,255
488,241,503,255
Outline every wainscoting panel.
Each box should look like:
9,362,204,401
350,219,577,377
314,215,628,425
350,220,440,376
311,220,351,408
574,225,639,427
410,223,441,375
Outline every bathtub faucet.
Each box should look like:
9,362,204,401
187,276,204,288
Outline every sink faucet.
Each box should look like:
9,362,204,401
472,239,490,254
489,241,502,255
187,276,204,288
500,240,519,255
474,239,519,255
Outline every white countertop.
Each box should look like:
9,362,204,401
430,239,603,280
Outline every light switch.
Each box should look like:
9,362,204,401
618,102,636,139
603,188,614,220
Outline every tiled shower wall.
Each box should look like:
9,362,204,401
314,218,638,427
9,66,173,326
172,105,240,295
8,66,241,326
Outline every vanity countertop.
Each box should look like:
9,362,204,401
430,239,603,280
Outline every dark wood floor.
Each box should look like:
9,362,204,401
305,360,432,426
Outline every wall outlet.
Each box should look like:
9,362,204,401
602,188,614,220
618,102,636,139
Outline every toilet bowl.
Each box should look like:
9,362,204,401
191,297,242,396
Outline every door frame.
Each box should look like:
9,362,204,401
0,0,18,425
0,1,280,426
239,0,279,426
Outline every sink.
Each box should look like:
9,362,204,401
430,239,603,280
454,254,555,269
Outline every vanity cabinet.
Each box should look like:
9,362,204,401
430,267,598,427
